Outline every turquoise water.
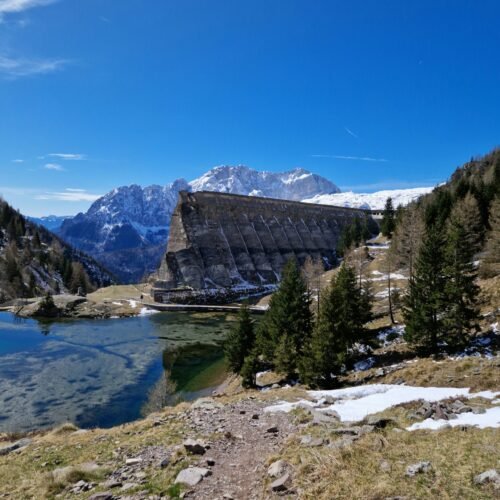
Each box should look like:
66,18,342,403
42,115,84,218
0,311,234,433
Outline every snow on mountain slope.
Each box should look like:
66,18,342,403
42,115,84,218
303,187,435,210
190,166,340,201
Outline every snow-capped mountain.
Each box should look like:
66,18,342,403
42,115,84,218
190,166,340,201
303,187,435,210
58,166,339,283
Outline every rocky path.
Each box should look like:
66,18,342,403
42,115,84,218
178,397,298,499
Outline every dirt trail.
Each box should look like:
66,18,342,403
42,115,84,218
181,397,298,499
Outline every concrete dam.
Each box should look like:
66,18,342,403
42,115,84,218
156,191,374,291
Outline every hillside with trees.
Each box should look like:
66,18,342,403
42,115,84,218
0,198,115,303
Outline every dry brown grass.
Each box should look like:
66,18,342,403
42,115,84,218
287,427,499,499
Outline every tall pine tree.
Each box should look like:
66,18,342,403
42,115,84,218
300,264,371,388
224,304,255,374
403,225,447,355
380,197,396,238
256,259,312,377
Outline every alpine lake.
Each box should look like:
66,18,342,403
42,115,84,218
0,311,238,433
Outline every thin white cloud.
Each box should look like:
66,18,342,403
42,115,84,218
44,163,64,171
0,55,68,77
12,158,24,163
344,127,359,139
312,154,388,162
35,188,102,202
0,0,56,17
48,153,86,160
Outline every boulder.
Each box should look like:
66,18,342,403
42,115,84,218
175,467,211,487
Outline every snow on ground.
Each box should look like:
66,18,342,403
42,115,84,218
303,186,434,210
264,384,500,423
128,300,138,308
138,307,160,316
112,301,122,306
407,406,500,431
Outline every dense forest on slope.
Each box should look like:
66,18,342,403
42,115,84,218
391,148,500,278
0,198,115,302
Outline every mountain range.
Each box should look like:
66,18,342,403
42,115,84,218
34,165,433,283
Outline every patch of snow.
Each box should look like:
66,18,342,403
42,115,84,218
264,384,499,423
128,300,138,308
139,307,160,316
303,186,434,210
112,301,122,306
407,406,500,431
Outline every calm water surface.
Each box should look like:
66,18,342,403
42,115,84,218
0,311,235,432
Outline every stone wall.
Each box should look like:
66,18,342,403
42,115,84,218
157,191,373,289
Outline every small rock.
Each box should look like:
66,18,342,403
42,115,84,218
434,404,448,420
474,469,500,485
89,493,113,500
365,416,395,429
103,479,122,488
175,467,211,487
270,473,291,492
472,407,486,414
183,439,206,455
206,458,216,466
300,435,325,447
266,426,279,434
121,482,139,491
125,458,142,465
457,405,473,414
251,414,260,420
406,461,432,477
157,457,170,468
0,438,32,456
268,459,289,478
191,397,223,410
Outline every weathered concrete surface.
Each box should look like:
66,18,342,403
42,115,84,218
158,191,372,289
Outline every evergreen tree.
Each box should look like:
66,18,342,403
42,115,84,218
380,197,396,238
240,353,260,389
481,196,500,277
256,259,312,377
443,212,480,348
300,264,371,388
224,304,255,373
403,225,447,355
391,204,424,278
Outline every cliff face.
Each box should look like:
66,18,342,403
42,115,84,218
158,191,371,289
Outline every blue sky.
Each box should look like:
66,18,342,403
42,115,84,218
1,0,499,216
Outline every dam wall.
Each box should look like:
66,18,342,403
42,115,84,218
156,191,373,290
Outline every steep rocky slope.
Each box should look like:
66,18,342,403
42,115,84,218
0,198,114,302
